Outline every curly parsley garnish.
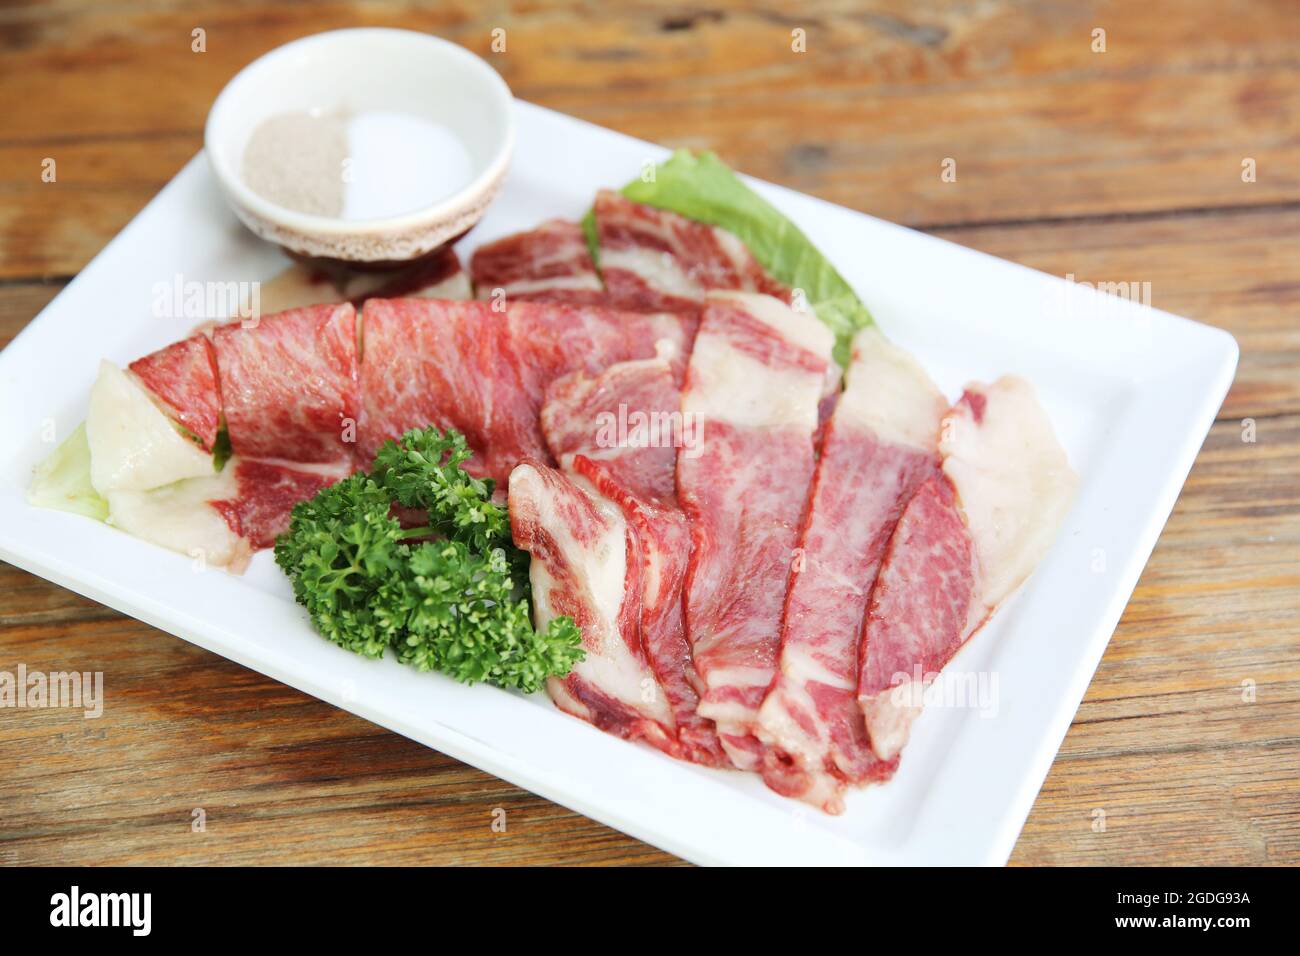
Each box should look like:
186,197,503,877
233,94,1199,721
274,427,582,692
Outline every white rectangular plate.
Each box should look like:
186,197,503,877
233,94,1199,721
0,101,1237,865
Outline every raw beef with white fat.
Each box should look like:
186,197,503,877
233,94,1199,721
594,191,791,316
469,220,606,305
103,303,369,569
755,328,946,810
208,458,349,549
677,291,834,770
212,303,360,465
359,247,471,302
509,459,680,757
357,298,691,485
542,352,726,765
128,333,222,451
858,377,1078,761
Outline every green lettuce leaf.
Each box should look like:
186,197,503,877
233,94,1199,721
27,422,108,521
611,150,872,367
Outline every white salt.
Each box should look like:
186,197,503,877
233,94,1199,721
342,112,475,220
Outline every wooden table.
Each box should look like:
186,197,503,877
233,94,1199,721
2,0,1297,866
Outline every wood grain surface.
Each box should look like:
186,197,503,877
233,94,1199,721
1,0,1297,866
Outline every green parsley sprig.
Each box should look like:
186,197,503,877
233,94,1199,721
274,427,583,692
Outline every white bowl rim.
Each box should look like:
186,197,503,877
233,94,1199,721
203,27,515,238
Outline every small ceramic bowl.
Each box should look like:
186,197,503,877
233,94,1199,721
205,28,514,265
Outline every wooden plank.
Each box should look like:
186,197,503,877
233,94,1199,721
6,0,1298,133
0,137,197,280
0,281,61,348
3,1,1300,275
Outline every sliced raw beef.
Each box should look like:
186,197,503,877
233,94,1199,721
509,459,680,757
469,219,606,305
542,350,685,500
505,297,693,384
358,299,518,477
357,298,690,486
755,328,946,812
208,458,348,549
358,246,470,303
858,377,1078,762
594,190,791,316
127,333,222,451
542,353,726,766
677,292,834,770
212,303,360,464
